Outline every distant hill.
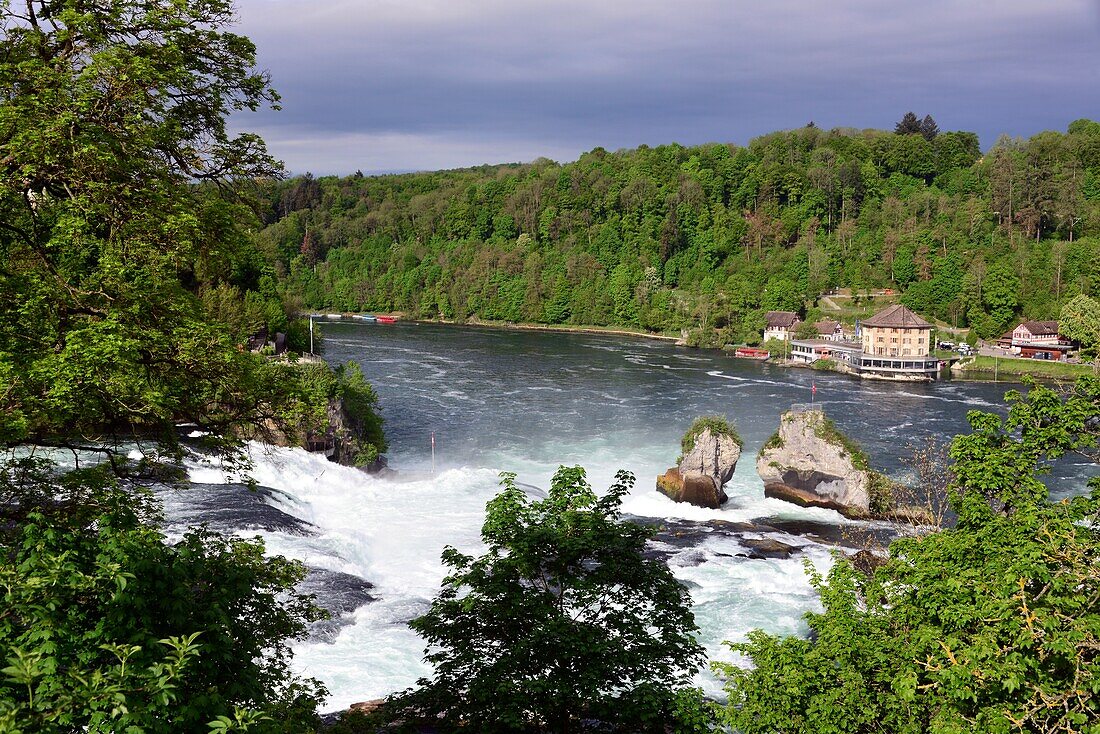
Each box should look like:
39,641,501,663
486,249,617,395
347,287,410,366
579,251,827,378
251,119,1100,345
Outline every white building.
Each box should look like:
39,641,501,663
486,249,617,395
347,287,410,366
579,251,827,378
763,311,800,342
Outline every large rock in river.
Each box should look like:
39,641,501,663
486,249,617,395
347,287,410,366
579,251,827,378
678,426,742,486
756,408,873,518
656,423,742,509
657,468,727,509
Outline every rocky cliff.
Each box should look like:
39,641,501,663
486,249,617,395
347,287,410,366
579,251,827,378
249,395,387,472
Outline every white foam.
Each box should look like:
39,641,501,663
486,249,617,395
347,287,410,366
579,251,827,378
182,443,854,712
188,445,504,710
706,370,787,387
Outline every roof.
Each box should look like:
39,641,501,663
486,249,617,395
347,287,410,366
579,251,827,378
814,319,841,334
765,311,800,328
1018,320,1059,336
1019,342,1071,352
862,304,932,329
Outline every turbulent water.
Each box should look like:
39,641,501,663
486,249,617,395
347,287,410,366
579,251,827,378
169,321,1096,712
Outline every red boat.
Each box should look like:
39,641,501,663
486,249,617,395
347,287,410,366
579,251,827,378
376,315,397,324
733,347,770,360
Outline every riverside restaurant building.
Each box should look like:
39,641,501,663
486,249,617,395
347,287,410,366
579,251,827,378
790,304,942,380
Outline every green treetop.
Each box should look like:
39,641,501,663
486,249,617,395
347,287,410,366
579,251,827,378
0,0,291,453
403,467,708,733
1060,294,1100,358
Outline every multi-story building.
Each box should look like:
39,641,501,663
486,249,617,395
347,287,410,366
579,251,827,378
813,319,844,341
861,304,932,357
857,304,940,379
1011,321,1060,346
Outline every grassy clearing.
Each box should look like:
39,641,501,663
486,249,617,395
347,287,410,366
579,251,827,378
954,355,1097,380
820,293,901,321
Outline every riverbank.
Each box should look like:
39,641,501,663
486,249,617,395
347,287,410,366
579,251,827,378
952,355,1096,380
413,317,682,342
323,314,1091,384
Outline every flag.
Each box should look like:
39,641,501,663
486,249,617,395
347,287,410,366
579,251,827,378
811,382,816,395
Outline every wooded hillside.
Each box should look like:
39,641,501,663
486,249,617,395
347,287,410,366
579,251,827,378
255,118,1100,344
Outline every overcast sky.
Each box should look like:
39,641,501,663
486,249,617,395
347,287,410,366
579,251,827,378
230,0,1100,175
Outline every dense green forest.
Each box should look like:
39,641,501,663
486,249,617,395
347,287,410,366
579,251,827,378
254,118,1100,345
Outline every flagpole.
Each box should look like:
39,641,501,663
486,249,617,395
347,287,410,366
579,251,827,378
431,431,436,476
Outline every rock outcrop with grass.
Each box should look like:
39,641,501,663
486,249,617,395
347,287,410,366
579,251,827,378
756,408,894,519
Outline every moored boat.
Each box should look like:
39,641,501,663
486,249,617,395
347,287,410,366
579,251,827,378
732,347,770,360
376,315,397,324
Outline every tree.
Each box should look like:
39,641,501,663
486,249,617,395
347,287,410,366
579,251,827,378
0,461,326,734
981,262,1020,335
403,467,707,733
0,2,360,729
1060,293,1100,357
717,378,1100,733
894,111,921,135
0,0,287,450
762,277,804,313
919,114,939,141
795,319,820,339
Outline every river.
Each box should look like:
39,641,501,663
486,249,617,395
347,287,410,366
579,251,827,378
172,321,1095,711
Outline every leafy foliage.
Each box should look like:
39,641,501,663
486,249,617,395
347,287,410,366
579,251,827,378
403,467,708,733
292,361,387,465
0,2,386,730
717,378,1100,733
0,461,326,732
254,118,1100,343
0,0,296,450
1060,293,1100,357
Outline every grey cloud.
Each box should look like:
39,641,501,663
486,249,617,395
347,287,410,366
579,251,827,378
231,0,1100,174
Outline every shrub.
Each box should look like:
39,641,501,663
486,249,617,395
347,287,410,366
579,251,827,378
717,378,1100,734
681,415,744,458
